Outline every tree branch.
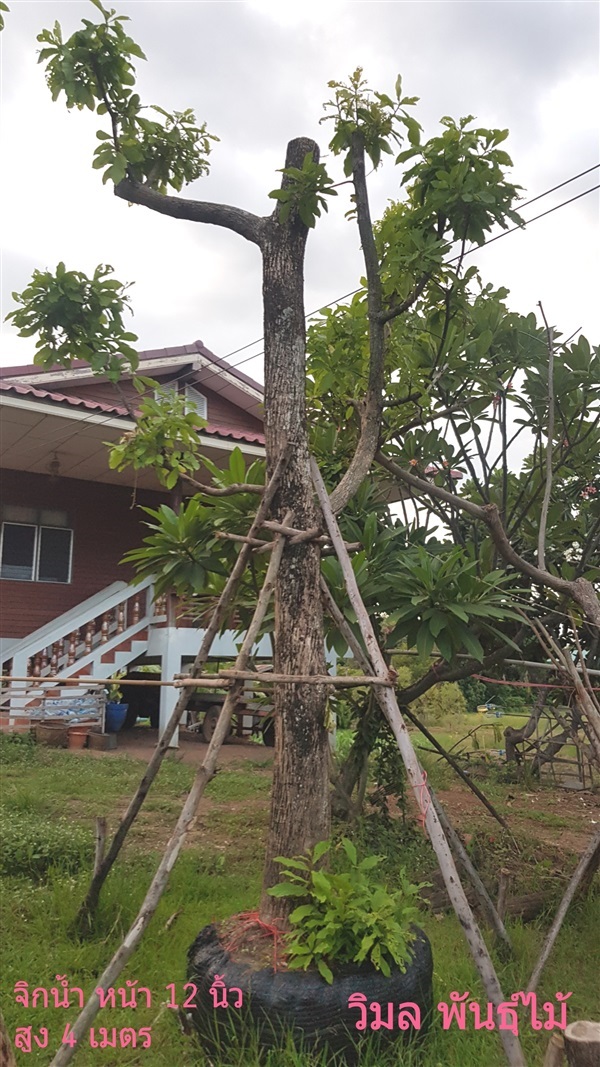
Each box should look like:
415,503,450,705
378,274,429,324
180,472,264,496
328,133,385,514
537,302,555,570
115,178,265,245
376,450,600,628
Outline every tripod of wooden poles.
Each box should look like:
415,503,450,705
44,454,598,1067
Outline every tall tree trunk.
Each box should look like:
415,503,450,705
259,138,330,921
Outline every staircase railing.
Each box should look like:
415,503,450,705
1,578,167,723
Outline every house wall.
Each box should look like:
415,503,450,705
56,377,264,435
0,470,166,640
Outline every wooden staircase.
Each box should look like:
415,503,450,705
0,578,165,731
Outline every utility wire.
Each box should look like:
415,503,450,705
7,165,598,454
460,184,599,258
210,163,600,366
197,171,600,392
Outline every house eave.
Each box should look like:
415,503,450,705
0,393,264,491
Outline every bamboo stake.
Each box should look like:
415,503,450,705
497,870,511,922
312,457,526,1067
208,669,393,687
49,514,290,1067
429,790,513,954
216,530,267,547
0,676,231,687
320,578,510,831
76,447,291,926
527,828,600,992
92,818,107,879
401,705,510,831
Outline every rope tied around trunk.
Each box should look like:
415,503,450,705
222,910,284,970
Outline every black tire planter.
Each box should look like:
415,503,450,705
187,923,433,1064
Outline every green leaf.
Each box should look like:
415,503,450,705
267,883,306,898
313,840,331,862
341,838,357,865
317,959,334,984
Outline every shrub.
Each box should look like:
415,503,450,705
0,811,93,879
268,838,424,983
0,732,38,766
369,724,407,819
411,681,467,724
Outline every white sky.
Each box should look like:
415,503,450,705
1,0,598,382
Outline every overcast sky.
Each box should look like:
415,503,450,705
1,0,598,382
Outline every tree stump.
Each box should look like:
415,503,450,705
543,1033,566,1067
0,1011,17,1067
564,1021,600,1067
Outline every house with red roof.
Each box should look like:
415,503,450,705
0,340,266,734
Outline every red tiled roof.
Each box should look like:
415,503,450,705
202,424,264,445
0,339,264,394
0,380,265,445
0,380,128,415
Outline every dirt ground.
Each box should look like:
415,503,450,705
70,725,600,857
75,725,274,766
433,782,600,853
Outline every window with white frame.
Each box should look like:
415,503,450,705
0,506,73,583
154,384,207,421
184,384,208,420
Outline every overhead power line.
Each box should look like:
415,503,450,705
216,162,600,366
9,164,598,452
195,170,599,394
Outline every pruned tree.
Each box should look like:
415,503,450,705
8,0,600,917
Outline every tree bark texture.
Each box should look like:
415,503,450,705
259,138,330,920
564,1022,600,1067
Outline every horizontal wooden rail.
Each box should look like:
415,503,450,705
0,675,229,689
3,672,393,689
193,670,394,687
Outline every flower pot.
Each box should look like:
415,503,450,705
187,922,433,1063
68,725,90,750
105,702,129,733
88,731,118,751
34,722,69,748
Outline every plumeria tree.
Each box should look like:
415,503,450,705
8,0,600,920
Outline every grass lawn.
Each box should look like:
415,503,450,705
0,730,598,1066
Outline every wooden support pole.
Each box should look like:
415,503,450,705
0,676,231,688
76,447,291,927
312,457,526,1067
527,828,600,992
497,869,510,922
215,530,267,547
93,818,107,880
49,514,290,1067
262,519,321,539
429,790,513,954
401,705,510,831
206,669,393,687
564,1022,600,1067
